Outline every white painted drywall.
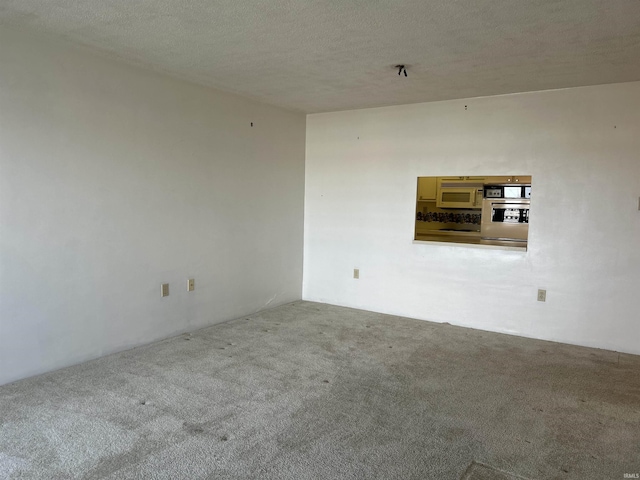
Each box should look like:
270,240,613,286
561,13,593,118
0,28,305,385
304,82,640,355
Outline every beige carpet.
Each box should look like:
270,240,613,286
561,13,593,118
461,461,533,480
1,301,639,479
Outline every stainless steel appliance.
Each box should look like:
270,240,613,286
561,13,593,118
484,185,531,199
481,185,531,242
437,181,484,209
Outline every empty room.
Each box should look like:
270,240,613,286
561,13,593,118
1,1,639,479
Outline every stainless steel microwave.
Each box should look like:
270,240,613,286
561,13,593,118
437,182,484,209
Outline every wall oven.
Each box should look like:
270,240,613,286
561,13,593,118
481,185,531,242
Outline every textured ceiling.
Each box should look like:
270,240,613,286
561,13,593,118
1,1,640,113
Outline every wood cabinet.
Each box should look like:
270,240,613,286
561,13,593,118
512,175,531,183
484,176,531,184
439,176,485,182
484,176,511,184
417,177,437,201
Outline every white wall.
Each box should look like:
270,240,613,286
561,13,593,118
0,28,306,385
304,82,640,355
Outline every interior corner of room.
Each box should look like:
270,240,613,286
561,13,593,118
2,2,640,478
2,24,640,386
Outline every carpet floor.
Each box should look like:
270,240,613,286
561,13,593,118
1,301,639,479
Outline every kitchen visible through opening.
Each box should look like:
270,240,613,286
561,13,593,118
415,176,532,249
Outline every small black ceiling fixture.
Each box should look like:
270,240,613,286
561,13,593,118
395,64,407,77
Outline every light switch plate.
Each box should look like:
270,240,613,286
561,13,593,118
353,268,359,279
537,289,546,302
187,279,195,292
161,283,169,297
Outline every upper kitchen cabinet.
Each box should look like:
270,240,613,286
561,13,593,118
513,176,531,183
463,176,487,182
485,176,531,184
484,176,512,184
417,177,437,201
438,176,486,182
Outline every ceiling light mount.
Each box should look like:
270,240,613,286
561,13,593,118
395,65,408,77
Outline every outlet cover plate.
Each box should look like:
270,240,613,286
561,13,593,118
537,289,546,302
